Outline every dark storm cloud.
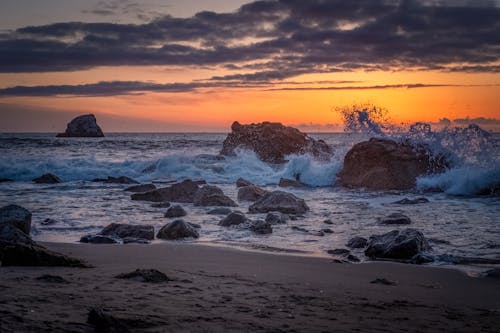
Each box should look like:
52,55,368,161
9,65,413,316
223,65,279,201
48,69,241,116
0,0,499,77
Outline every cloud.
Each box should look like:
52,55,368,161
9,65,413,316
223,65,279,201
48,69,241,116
0,0,498,75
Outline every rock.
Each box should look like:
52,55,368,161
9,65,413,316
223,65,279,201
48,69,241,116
291,226,309,233
339,138,448,190
32,173,62,184
220,121,332,164
122,237,150,244
207,207,233,215
94,176,139,184
279,178,306,188
364,228,431,260
124,184,156,192
188,222,201,229
237,185,268,202
0,204,32,234
248,191,309,214
164,205,187,218
80,234,119,244
131,179,200,203
193,185,238,207
265,212,289,224
321,228,334,234
346,236,368,249
411,252,435,264
151,202,171,208
327,248,351,256
56,114,104,137
41,218,58,226
157,219,199,240
379,213,412,225
476,181,500,196
115,269,171,283
392,197,429,204
323,219,334,225
327,248,359,262
236,178,253,187
370,278,397,286
100,223,154,240
36,274,69,284
87,308,130,333
0,178,13,182
249,220,273,234
219,211,249,227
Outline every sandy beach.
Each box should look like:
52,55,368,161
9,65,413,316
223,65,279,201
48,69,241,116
1,242,499,332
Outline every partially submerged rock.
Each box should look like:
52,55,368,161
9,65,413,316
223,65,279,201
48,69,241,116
236,178,253,187
248,191,309,214
57,114,104,137
219,211,249,227
365,228,431,260
346,236,368,249
157,219,199,240
379,213,412,225
124,184,156,192
100,223,154,240
0,204,32,234
265,212,289,224
164,205,187,218
32,173,62,184
249,220,273,234
193,185,237,207
131,179,199,203
339,138,448,190
80,234,119,244
220,121,332,164
237,185,268,202
115,269,171,283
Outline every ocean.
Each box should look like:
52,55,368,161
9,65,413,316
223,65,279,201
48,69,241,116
0,131,499,274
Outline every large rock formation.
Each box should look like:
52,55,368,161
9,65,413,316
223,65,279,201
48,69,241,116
339,138,448,190
0,204,32,234
248,191,309,214
220,121,332,164
56,114,104,137
364,228,431,260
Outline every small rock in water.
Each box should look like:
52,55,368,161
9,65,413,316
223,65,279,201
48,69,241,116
249,220,273,234
157,219,199,240
219,211,249,227
207,207,233,215
87,308,130,333
365,228,431,260
321,228,333,234
327,248,351,256
193,185,238,207
379,213,412,225
41,218,58,226
124,184,156,192
164,205,187,218
32,173,62,184
80,234,119,244
237,185,268,202
346,236,368,249
248,191,309,214
323,219,334,225
36,274,69,284
370,278,397,286
151,202,171,208
265,212,289,224
115,269,171,283
236,178,253,187
291,226,309,233
278,178,305,188
392,197,429,205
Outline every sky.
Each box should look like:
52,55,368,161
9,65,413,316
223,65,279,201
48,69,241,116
0,0,499,132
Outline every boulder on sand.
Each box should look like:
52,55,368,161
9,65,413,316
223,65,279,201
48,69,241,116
218,211,249,227
99,223,154,240
248,191,309,214
32,173,62,184
156,219,199,240
237,185,268,202
0,204,32,234
193,185,238,207
339,138,448,190
56,114,104,137
131,179,200,203
364,228,431,261
220,121,332,164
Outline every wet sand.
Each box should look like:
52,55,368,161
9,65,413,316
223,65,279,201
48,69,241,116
1,242,499,332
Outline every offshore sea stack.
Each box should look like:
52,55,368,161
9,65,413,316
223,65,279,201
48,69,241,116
220,121,332,164
56,114,104,137
339,138,448,190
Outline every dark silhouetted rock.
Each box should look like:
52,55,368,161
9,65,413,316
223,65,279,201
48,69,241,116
379,213,412,225
57,114,104,137
392,197,429,204
249,191,309,214
339,138,448,190
157,219,199,240
151,202,171,208
124,184,156,192
279,178,306,188
236,178,253,187
164,205,187,218
323,219,334,225
0,178,13,183
80,234,119,244
87,308,130,333
115,269,171,283
249,220,272,234
219,211,249,227
36,274,69,284
346,236,368,249
193,185,237,207
100,223,154,240
365,228,431,260
237,185,268,202
207,207,233,215
0,204,32,234
131,179,199,202
32,173,62,184
265,212,289,224
41,218,58,226
94,176,139,184
221,121,332,164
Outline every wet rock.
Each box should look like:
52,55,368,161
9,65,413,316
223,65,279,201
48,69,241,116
193,185,238,207
323,219,334,225
87,308,130,333
339,138,448,190
122,237,150,244
100,223,154,240
379,213,412,225
164,205,187,218
80,234,119,244
219,211,249,227
327,248,359,262
131,179,200,203
321,228,333,234
220,121,332,164
346,236,368,249
365,228,431,260
392,197,429,204
370,278,396,286
32,173,62,184
237,185,268,202
236,178,253,187
115,269,171,283
36,274,69,284
207,207,233,215
249,191,309,214
249,220,273,234
57,114,104,137
0,204,32,234
41,218,58,226
411,252,435,264
157,219,199,240
124,184,156,192
265,212,289,224
291,226,309,233
279,178,306,188
327,248,351,256
151,202,171,208
93,176,139,184
188,222,201,229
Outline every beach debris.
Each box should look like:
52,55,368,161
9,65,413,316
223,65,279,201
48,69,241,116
193,185,238,207
279,177,306,188
115,269,171,283
370,278,397,286
36,274,69,284
220,121,332,164
93,176,139,184
124,184,156,192
339,138,448,190
87,308,130,333
207,207,232,215
248,191,309,214
164,205,187,218
131,179,199,202
392,197,429,204
219,211,249,227
365,228,431,260
0,204,32,234
379,213,412,225
32,173,62,184
236,177,253,187
157,219,199,240
265,212,289,224
346,236,368,249
249,220,273,234
237,185,268,202
56,114,104,137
